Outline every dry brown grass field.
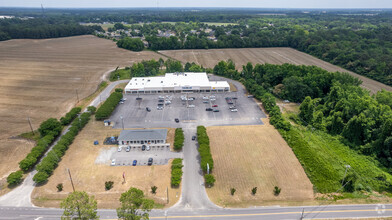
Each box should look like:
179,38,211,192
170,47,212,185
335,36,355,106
32,120,180,209
160,48,392,94
0,35,162,182
206,125,314,207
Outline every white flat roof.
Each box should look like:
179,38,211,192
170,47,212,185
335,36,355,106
125,72,229,90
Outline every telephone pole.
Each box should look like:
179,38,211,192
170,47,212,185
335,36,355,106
67,168,76,192
27,117,34,134
76,90,79,103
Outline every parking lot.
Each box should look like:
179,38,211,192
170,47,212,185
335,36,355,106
110,89,266,129
96,145,183,166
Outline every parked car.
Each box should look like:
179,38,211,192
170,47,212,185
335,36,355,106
146,107,151,112
229,106,236,109
126,146,130,152
157,106,163,110
188,104,195,108
142,145,146,151
117,147,122,152
247,95,254,98
175,118,180,123
213,109,220,112
203,96,209,100
148,158,153,166
192,136,196,141
146,146,150,151
212,104,218,107
119,101,124,104
231,109,238,112
210,98,216,101
111,159,116,166
132,160,137,166
206,108,213,111
203,100,209,103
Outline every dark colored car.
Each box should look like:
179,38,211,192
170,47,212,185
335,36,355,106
192,136,196,141
132,160,137,166
146,107,151,112
142,145,146,151
175,118,180,123
206,108,213,111
213,109,220,112
212,104,218,107
148,158,153,166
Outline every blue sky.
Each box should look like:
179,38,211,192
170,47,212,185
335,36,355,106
1,0,392,8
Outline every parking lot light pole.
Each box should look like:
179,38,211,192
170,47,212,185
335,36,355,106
341,164,351,185
120,115,124,130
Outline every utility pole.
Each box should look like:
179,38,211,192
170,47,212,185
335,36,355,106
67,168,76,192
341,165,351,185
300,208,304,220
27,117,34,134
166,186,169,204
76,90,79,103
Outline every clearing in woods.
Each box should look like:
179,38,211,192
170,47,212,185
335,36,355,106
32,120,180,209
0,35,162,184
159,48,392,94
206,125,314,207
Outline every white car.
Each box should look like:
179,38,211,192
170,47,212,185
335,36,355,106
111,159,116,166
210,95,216,98
210,98,216,101
165,100,171,104
118,147,122,152
229,106,236,109
146,146,150,151
188,105,195,108
231,109,238,112
203,96,209,100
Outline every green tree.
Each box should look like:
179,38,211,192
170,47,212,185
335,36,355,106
251,187,258,195
38,118,62,137
7,170,23,185
87,106,97,115
117,187,154,220
230,188,236,196
299,96,315,124
274,186,281,196
60,191,99,220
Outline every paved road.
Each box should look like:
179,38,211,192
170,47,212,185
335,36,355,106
170,126,218,211
0,80,130,207
1,204,391,219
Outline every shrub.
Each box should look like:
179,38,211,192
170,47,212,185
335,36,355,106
7,171,23,185
204,174,215,187
251,187,258,195
87,106,97,114
33,171,49,184
171,159,183,187
274,186,281,196
230,188,236,196
151,186,157,194
105,181,114,191
115,88,123,93
60,107,82,126
19,134,55,171
95,92,123,120
57,183,63,192
174,128,184,151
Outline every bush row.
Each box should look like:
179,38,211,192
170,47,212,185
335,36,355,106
173,128,184,151
171,158,183,187
7,170,24,185
60,107,81,126
33,112,91,184
196,126,214,174
243,79,291,131
95,92,123,120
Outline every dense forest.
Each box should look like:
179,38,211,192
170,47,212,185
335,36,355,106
0,17,102,40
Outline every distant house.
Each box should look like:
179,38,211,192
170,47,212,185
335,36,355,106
118,129,169,150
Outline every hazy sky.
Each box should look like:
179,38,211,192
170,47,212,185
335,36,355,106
1,0,392,8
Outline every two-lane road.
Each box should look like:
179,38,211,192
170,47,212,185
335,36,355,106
1,204,391,219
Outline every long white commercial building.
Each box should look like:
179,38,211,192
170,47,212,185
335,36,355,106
125,72,230,94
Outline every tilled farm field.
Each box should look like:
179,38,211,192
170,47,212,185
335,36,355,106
0,35,162,181
159,48,392,94
206,124,314,207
